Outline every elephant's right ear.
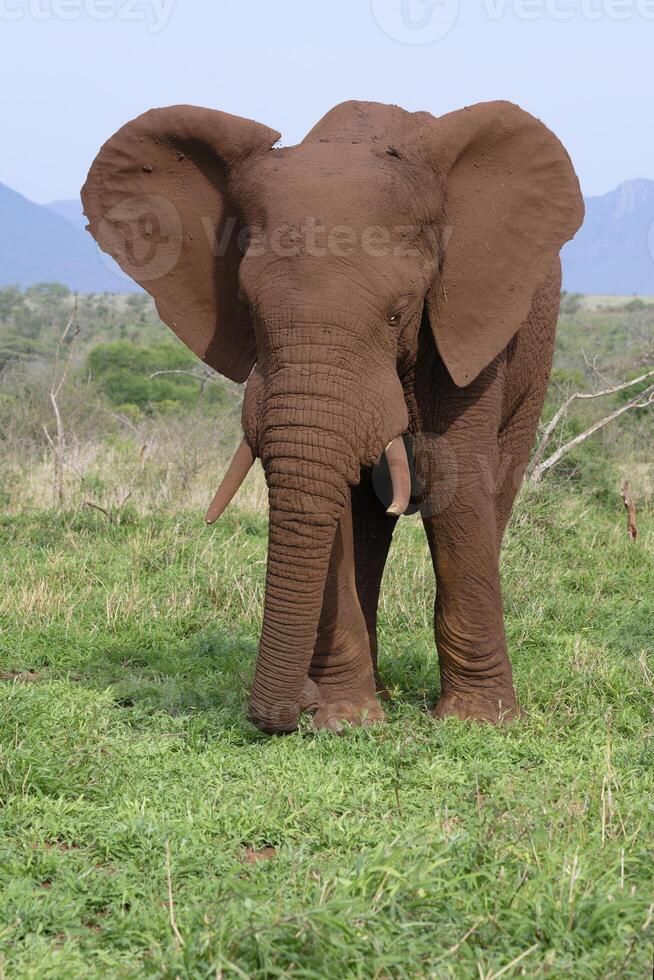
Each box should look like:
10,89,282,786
81,105,280,382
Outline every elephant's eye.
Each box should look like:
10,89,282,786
388,312,402,326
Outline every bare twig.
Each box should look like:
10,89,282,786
41,426,85,480
83,501,114,522
100,407,139,432
620,482,638,540
487,943,539,979
41,424,56,453
139,439,152,469
582,350,613,389
528,371,654,483
149,368,222,392
83,491,132,525
43,300,80,506
430,920,483,967
164,840,184,949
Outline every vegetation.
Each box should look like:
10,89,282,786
0,490,652,977
86,341,233,416
0,286,652,976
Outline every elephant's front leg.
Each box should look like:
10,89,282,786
422,462,520,724
302,490,385,732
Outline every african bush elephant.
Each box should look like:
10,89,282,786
82,99,584,734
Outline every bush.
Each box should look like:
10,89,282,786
559,290,583,314
86,340,201,413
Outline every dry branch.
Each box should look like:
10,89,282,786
43,300,80,505
164,840,184,949
528,368,654,483
83,490,132,525
620,481,638,540
83,501,114,522
149,367,223,392
100,407,139,432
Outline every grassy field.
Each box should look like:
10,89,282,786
0,485,652,978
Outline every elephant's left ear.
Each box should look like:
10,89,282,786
401,101,584,387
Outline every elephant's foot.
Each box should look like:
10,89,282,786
432,690,522,725
312,697,386,733
301,678,386,733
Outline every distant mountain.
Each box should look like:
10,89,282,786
38,180,654,298
2,177,654,297
562,179,654,296
0,182,138,293
45,197,87,232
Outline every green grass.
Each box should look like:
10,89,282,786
0,489,652,978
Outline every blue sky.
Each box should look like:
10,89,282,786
0,0,650,202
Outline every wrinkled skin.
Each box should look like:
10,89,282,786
82,99,584,734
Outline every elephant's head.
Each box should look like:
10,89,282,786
81,99,583,732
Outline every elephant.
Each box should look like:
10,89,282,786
81,99,584,734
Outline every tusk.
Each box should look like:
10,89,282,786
205,438,255,524
385,435,411,518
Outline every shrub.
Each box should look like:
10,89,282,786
86,340,200,413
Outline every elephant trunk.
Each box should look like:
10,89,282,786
242,346,410,733
248,500,340,733
247,412,354,733
248,480,348,732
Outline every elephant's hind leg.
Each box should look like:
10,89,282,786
418,360,520,724
422,494,520,725
303,489,385,732
495,263,559,539
494,385,548,540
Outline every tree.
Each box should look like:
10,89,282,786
43,300,80,506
